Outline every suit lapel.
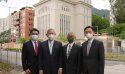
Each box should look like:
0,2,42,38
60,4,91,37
84,41,88,57
67,44,75,61
64,45,68,60
88,39,96,56
64,45,68,62
29,40,36,56
46,40,51,55
52,41,56,55
37,41,40,52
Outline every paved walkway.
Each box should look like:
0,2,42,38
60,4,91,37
105,61,125,74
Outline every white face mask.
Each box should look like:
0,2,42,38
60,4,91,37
85,33,93,40
31,35,38,41
48,34,55,41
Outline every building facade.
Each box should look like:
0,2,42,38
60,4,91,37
10,7,34,40
0,18,6,33
20,7,34,39
11,11,20,39
0,17,10,33
34,0,92,39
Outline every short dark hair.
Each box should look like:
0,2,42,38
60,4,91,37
84,26,94,32
30,28,39,35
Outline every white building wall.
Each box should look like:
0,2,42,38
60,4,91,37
34,0,92,39
0,17,10,33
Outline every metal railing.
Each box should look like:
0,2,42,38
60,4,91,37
0,49,22,67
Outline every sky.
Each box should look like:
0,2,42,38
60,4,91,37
0,0,110,18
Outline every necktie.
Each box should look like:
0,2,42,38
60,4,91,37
87,40,91,56
49,41,53,54
67,45,72,58
34,41,38,55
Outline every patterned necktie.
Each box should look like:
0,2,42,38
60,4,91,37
34,41,38,55
87,40,91,56
67,45,72,58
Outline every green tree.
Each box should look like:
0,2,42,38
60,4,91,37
109,0,125,23
92,15,110,33
0,29,11,43
106,23,125,38
120,31,125,39
17,38,28,44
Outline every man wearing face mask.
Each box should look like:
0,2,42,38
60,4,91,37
81,26,105,74
39,28,63,74
22,28,41,74
62,32,81,74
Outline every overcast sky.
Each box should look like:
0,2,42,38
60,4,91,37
0,0,110,18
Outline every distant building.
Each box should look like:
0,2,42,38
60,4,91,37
11,11,20,39
10,7,34,40
19,7,34,39
0,18,6,33
34,0,92,39
0,17,10,33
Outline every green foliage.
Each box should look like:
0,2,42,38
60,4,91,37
17,38,28,44
109,0,125,23
100,29,109,33
92,15,110,32
57,33,67,42
114,0,125,23
107,23,125,36
120,31,125,39
4,48,22,52
104,23,125,39
0,29,11,43
18,37,42,44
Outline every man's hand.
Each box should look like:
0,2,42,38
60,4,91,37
58,68,63,74
39,70,43,74
25,69,31,74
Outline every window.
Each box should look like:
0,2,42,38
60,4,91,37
60,14,70,35
37,14,50,36
61,6,70,12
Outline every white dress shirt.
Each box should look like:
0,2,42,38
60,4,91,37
48,40,54,54
87,38,94,55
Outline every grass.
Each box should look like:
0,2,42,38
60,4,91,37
105,52,125,61
0,62,13,72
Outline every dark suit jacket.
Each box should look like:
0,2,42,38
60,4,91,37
39,40,63,74
81,39,104,74
22,40,41,74
62,43,81,74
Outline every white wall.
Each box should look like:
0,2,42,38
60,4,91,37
34,0,92,39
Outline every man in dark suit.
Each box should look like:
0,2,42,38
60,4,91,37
62,32,81,74
22,28,41,74
81,26,105,74
39,28,63,74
